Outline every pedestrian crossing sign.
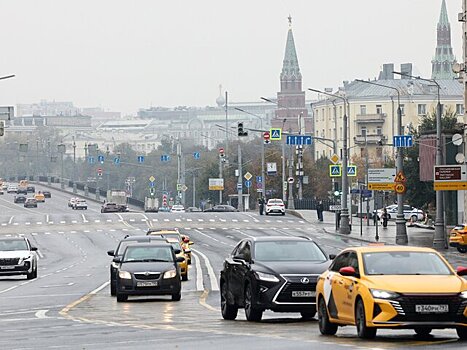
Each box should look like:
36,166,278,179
270,128,282,141
329,164,342,177
347,165,357,177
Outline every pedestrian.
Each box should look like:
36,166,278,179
317,201,324,222
259,197,265,215
381,208,388,228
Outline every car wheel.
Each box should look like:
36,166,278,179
26,268,37,280
414,328,432,337
281,212,285,216
220,281,238,320
318,297,337,335
355,299,376,339
116,293,128,302
410,215,418,222
182,273,188,281
300,308,316,320
110,282,116,296
457,326,467,339
265,212,269,216
244,283,262,322
171,292,181,301
457,246,467,253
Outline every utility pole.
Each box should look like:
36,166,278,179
237,142,243,211
460,0,467,225
287,131,295,209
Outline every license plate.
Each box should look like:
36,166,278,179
292,291,315,297
0,266,14,270
415,304,449,313
136,281,158,287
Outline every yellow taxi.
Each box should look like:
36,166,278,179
34,192,45,202
316,246,467,339
449,225,467,253
166,238,188,281
147,228,193,264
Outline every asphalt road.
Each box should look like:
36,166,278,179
0,187,466,349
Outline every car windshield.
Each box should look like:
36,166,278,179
362,251,453,275
0,240,29,251
123,246,173,262
168,241,182,251
254,241,327,262
116,240,144,255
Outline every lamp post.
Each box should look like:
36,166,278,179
234,107,266,199
308,88,350,235
355,79,408,244
57,143,66,189
393,72,444,248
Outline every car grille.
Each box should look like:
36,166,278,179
134,272,161,280
390,294,466,322
275,279,317,303
0,258,20,266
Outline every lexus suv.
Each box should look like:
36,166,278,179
0,237,38,279
220,236,334,321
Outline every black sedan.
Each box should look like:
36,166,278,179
220,236,334,322
204,205,238,212
42,191,51,198
113,242,184,302
101,202,126,213
14,195,27,203
107,235,168,296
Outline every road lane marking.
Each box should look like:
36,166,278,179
191,252,204,292
36,250,44,259
46,215,49,223
94,220,100,223
186,219,192,222
191,248,219,291
25,222,30,225
35,310,49,319
41,282,75,288
13,223,18,226
60,221,66,224
71,220,78,224
81,214,88,223
60,281,109,315
233,229,255,239
8,216,14,224
36,222,42,225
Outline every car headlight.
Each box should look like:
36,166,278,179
255,271,280,283
118,271,132,279
370,289,399,299
460,291,467,299
163,269,177,279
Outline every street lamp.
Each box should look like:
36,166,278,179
57,143,66,189
308,88,351,235
393,71,444,248
355,79,408,245
235,107,266,199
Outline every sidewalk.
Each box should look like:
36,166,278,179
291,209,437,248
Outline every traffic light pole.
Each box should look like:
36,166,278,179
237,142,243,212
219,154,223,204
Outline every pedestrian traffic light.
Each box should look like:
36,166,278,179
237,122,248,137
0,121,4,136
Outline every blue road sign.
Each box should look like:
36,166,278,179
362,189,372,198
245,180,252,188
193,152,200,160
237,183,243,190
393,135,414,148
286,135,313,145
137,155,145,163
256,176,263,183
88,156,95,164
347,165,357,176
149,182,155,188
270,128,282,140
160,155,170,162
97,155,104,164
114,157,120,165
329,165,342,177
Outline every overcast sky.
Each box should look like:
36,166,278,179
0,0,462,114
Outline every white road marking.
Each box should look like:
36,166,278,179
152,219,158,222
164,219,170,222
209,219,215,222
60,221,66,224
232,219,238,222
35,310,49,319
198,219,204,222
81,214,88,223
94,220,100,223
141,219,146,222
175,219,181,222
233,229,255,239
129,219,135,222
186,218,192,222
71,220,78,224
49,221,54,224
44,232,51,235
219,219,226,222
36,250,44,259
41,282,75,288
1,223,6,226
192,248,219,291
36,222,42,225
13,223,19,226
8,216,14,224
25,222,30,225
194,229,220,242
46,215,49,223
191,252,204,292
299,220,305,223
31,233,37,236
106,219,112,223
83,230,90,233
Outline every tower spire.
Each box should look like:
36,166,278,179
431,0,456,79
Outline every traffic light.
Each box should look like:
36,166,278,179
237,122,248,137
0,121,4,136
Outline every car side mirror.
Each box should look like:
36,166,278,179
113,257,122,263
456,266,467,276
176,256,185,263
339,266,358,277
233,253,246,261
174,249,181,255
329,254,336,260
30,247,38,251
107,250,115,256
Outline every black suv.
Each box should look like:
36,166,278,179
220,236,334,322
14,195,27,203
113,242,184,302
107,235,167,296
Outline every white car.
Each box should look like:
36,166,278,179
73,199,88,210
7,185,18,193
265,198,285,215
0,237,38,280
68,197,78,208
376,204,425,221
170,205,185,213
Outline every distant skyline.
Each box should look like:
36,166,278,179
0,0,463,114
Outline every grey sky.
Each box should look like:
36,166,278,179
0,0,462,114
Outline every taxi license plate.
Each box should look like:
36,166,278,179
136,281,158,287
0,266,14,270
292,291,315,297
415,304,448,313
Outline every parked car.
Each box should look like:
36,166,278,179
265,198,286,215
375,204,424,221
316,246,467,340
0,237,38,280
24,198,38,208
203,205,238,212
14,195,27,204
113,242,184,302
220,236,334,321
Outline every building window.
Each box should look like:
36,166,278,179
315,109,319,120
376,127,382,135
417,104,426,115
360,105,366,115
322,109,325,121
376,105,383,114
340,127,342,138
361,127,367,137
456,104,464,115
339,106,343,118
400,104,405,115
